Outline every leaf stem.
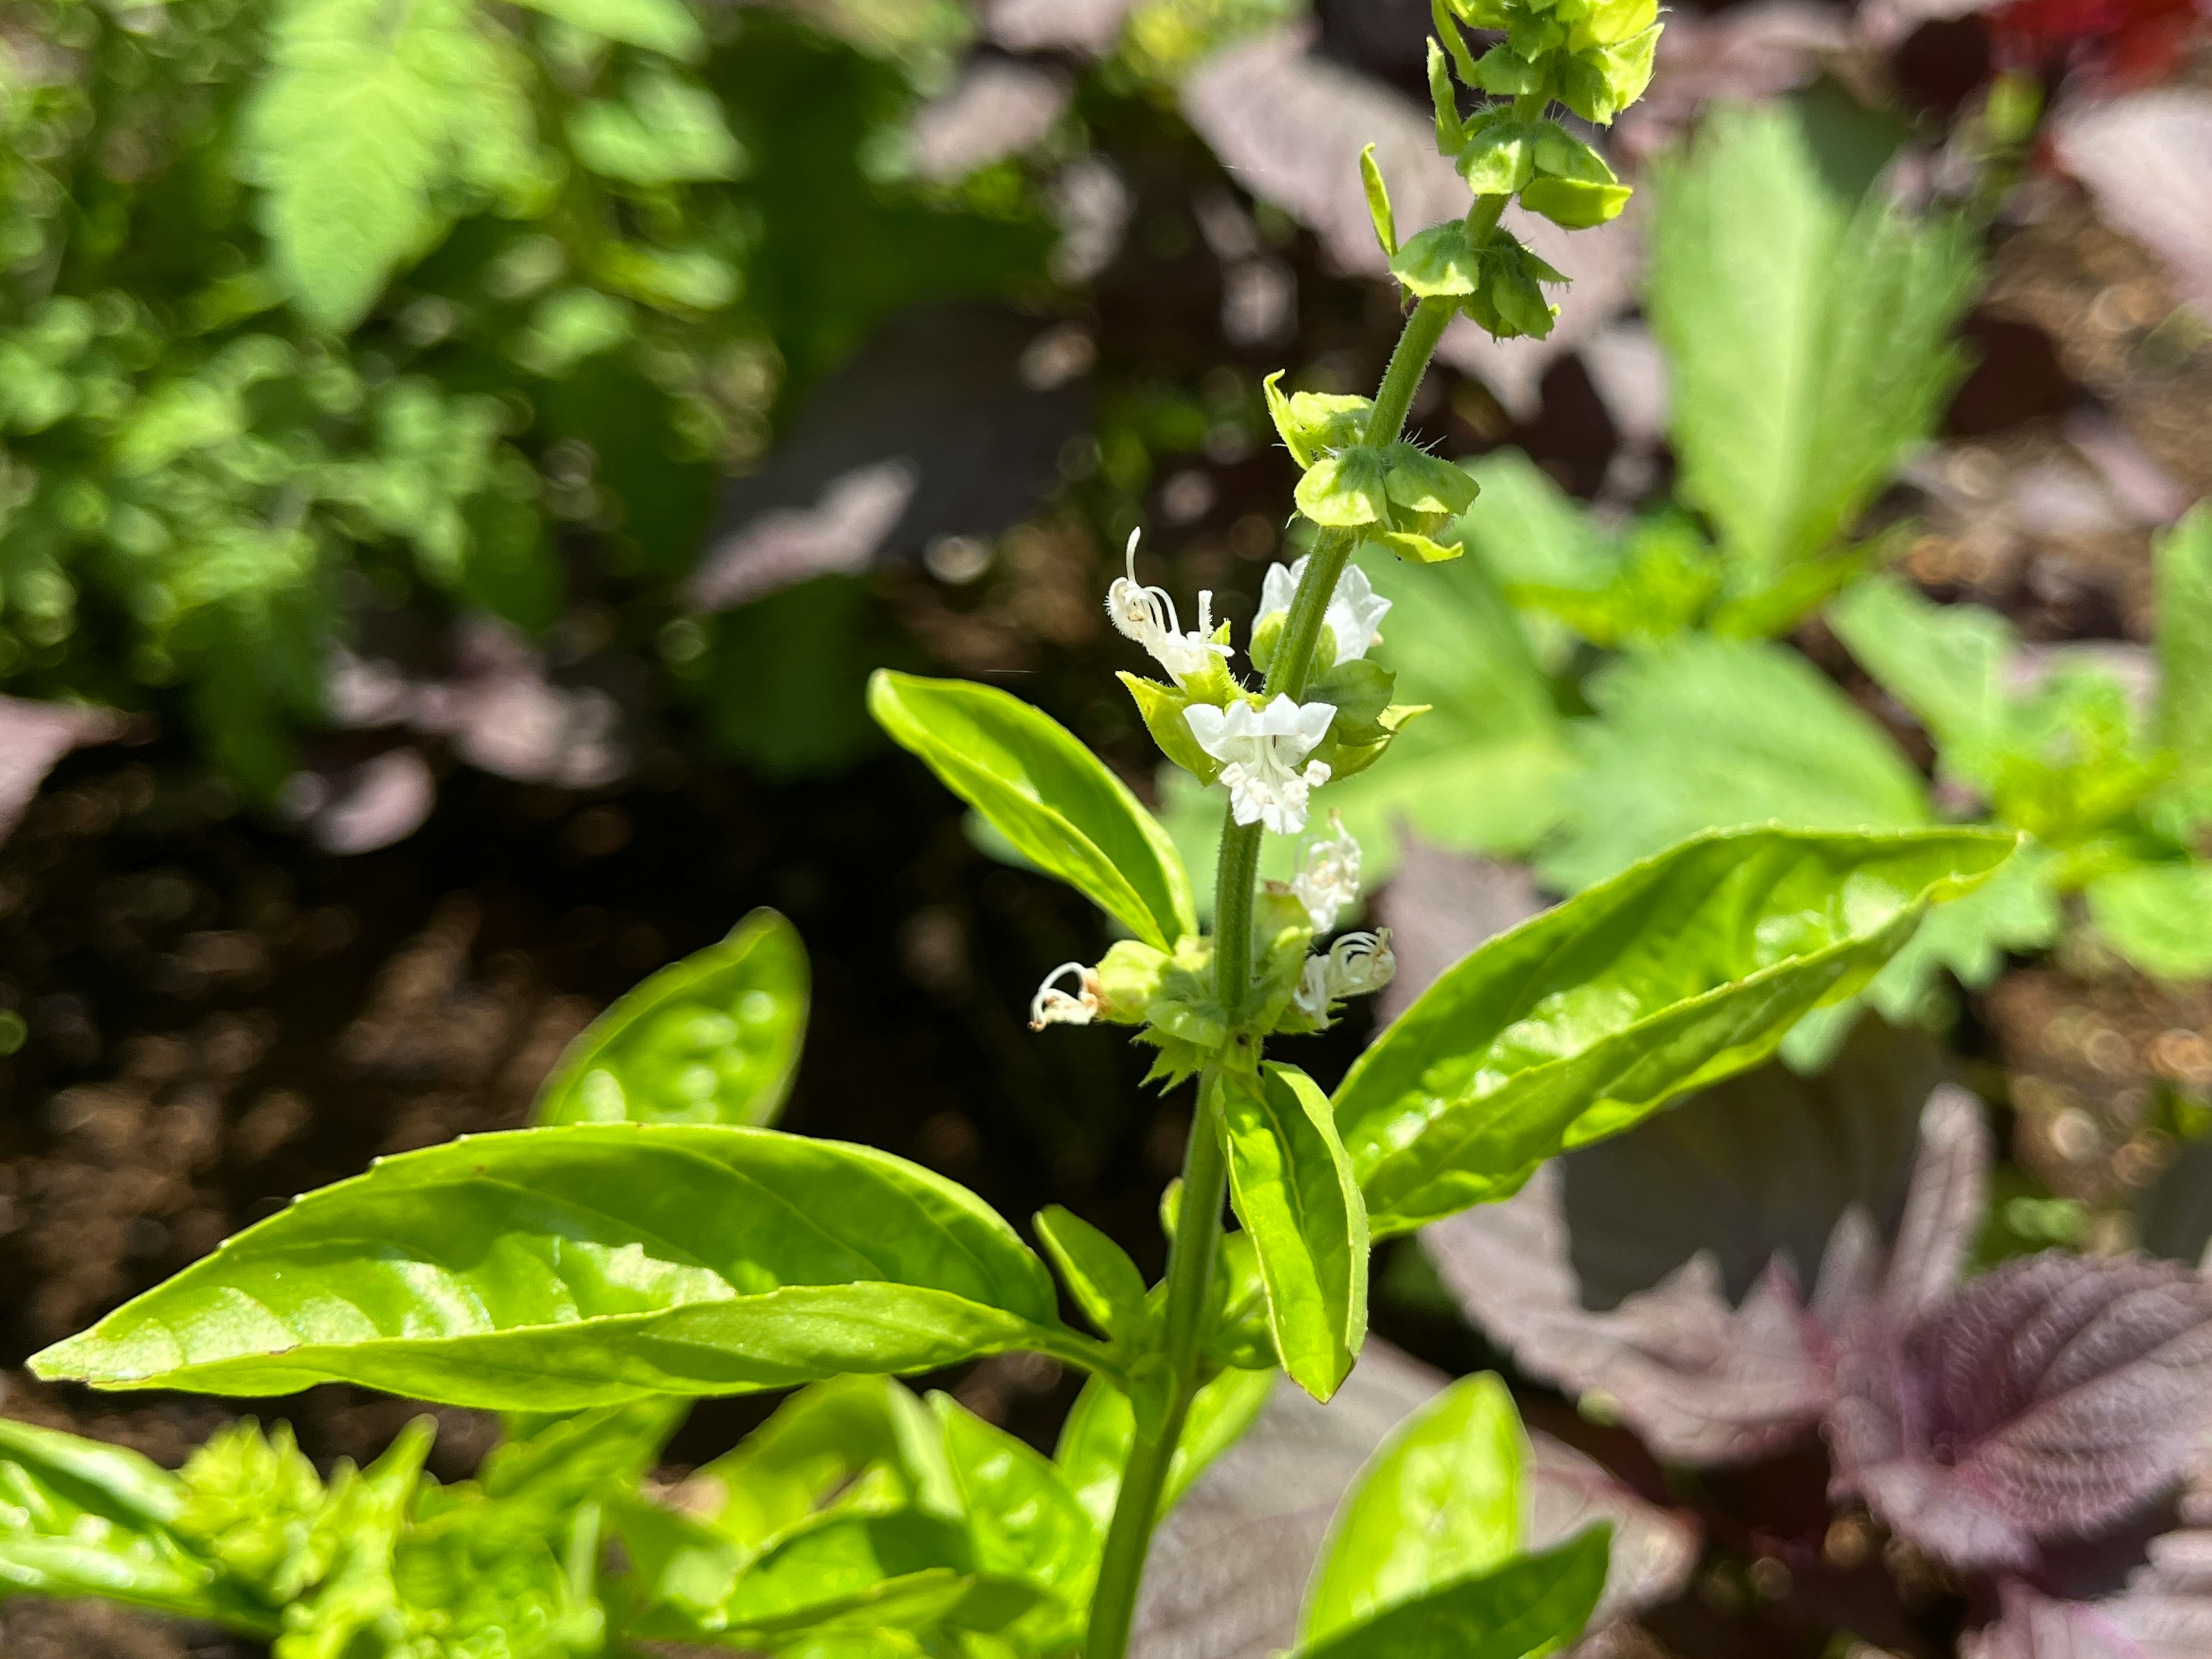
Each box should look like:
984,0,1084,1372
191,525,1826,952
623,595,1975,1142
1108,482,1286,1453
1084,1077,1230,1659
1084,281,1463,1659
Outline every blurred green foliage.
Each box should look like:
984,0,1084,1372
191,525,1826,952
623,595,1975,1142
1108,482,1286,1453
0,0,1052,790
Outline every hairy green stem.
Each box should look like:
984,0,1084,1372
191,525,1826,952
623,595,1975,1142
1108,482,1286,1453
1082,273,1467,1659
1084,1080,1231,1659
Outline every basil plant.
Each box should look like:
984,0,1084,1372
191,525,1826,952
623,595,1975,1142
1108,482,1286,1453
8,9,2017,1656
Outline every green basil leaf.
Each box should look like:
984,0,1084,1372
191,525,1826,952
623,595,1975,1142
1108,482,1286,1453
1035,1205,1152,1345
2088,862,2212,982
480,1397,688,1511
1220,1065,1370,1401
0,1420,253,1629
32,1124,1076,1409
1335,826,2017,1234
694,1374,957,1555
1054,1365,1277,1529
1296,1529,1611,1659
1301,1373,1524,1646
932,1395,1100,1618
869,670,1194,949
535,908,808,1128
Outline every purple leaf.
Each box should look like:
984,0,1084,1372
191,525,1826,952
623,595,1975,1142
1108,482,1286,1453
1964,1582,2146,1659
2097,1460,2212,1658
1424,1035,1972,1467
0,697,122,849
2051,92,2212,325
1829,1254,2212,1573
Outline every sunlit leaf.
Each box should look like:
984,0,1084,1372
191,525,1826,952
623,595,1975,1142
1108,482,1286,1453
535,910,808,1128
870,670,1194,949
1335,826,2017,1234
32,1125,1073,1409
1301,1373,1525,1647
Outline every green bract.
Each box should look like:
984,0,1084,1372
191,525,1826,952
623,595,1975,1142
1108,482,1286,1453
31,1124,1089,1408
1391,222,1567,342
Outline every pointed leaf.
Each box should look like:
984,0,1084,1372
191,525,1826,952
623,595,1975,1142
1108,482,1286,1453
869,671,1193,949
1650,103,1979,573
1302,1373,1524,1647
1830,1252,2212,1570
1828,575,2017,774
1335,825,2016,1234
1220,1065,1370,1399
536,909,808,1127
1295,1530,1610,1659
1035,1206,1150,1345
31,1124,1071,1410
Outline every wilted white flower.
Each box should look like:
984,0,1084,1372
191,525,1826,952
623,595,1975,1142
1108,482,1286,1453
1290,810,1362,932
1105,529,1233,688
1029,962,1100,1030
1256,555,1391,668
1184,695,1335,835
1292,929,1396,1024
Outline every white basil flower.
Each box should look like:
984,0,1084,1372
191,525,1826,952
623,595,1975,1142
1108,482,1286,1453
1256,554,1391,668
1028,961,1100,1030
1184,695,1335,835
1292,929,1397,1024
1105,528,1233,688
1290,810,1362,933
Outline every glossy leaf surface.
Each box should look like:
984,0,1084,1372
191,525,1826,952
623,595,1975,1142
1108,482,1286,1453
870,669,1194,949
1055,1365,1277,1529
1335,827,2015,1234
536,909,808,1128
1297,1530,1610,1659
933,1393,1100,1639
33,1124,1069,1408
1222,1065,1370,1400
0,1419,249,1628
1302,1373,1525,1646
1035,1205,1151,1346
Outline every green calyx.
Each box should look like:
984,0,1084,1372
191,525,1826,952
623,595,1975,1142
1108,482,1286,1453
1391,221,1567,340
1293,442,1480,558
1263,373,1374,469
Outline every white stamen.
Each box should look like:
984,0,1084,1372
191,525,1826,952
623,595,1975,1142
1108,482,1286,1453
1184,695,1336,835
1106,529,1233,688
1256,555,1391,668
1291,810,1362,933
1029,962,1100,1031
1292,928,1396,1025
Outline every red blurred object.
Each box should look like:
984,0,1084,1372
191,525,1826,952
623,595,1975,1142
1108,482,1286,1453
1986,0,2207,89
